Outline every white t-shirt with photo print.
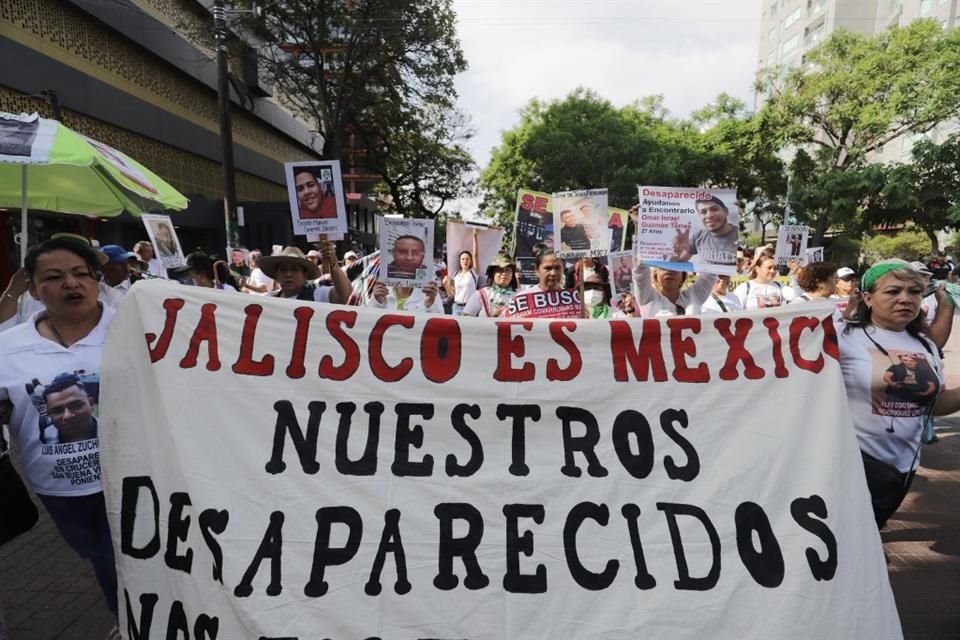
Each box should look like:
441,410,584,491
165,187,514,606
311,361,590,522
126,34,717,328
838,325,943,473
0,306,114,496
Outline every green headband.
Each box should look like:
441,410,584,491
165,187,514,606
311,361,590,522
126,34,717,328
861,260,912,292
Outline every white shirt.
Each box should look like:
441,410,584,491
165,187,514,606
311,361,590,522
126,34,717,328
367,288,443,314
453,270,480,304
247,267,275,295
145,257,168,279
0,306,115,496
838,325,942,472
631,263,717,317
1,281,122,333
732,280,795,310
700,292,743,314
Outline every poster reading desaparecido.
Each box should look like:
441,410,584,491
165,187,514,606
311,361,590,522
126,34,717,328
553,189,608,259
377,217,435,288
635,187,739,276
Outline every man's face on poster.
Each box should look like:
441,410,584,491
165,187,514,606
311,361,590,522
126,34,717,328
560,210,577,228
45,385,96,443
697,200,728,232
295,171,321,212
392,237,425,272
155,223,173,246
231,249,246,266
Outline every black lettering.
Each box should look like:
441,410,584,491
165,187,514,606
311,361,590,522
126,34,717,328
790,495,838,581
234,511,284,597
735,502,784,588
496,404,541,477
557,407,608,478
391,403,435,477
335,402,384,476
199,509,229,584
503,504,546,593
166,601,189,640
121,476,161,560
265,401,323,475
124,590,159,640
657,502,720,590
563,502,618,590
305,507,363,597
611,411,655,479
660,409,700,482
165,492,194,574
434,503,490,590
364,508,411,596
446,404,483,477
621,504,656,589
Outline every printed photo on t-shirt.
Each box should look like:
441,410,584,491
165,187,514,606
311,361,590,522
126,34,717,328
26,371,102,487
869,349,940,417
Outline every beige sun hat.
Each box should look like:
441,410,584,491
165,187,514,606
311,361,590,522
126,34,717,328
259,246,322,280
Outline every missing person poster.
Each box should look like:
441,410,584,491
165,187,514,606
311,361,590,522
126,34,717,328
141,214,185,269
553,189,608,259
776,226,810,266
378,217,435,288
635,187,739,275
608,207,629,252
516,257,539,288
607,250,634,300
102,285,903,639
805,246,825,265
284,160,347,236
513,189,553,259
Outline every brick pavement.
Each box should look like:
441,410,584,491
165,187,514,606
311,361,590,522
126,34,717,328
3,318,960,639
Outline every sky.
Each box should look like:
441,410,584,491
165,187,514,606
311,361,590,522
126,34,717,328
452,0,764,173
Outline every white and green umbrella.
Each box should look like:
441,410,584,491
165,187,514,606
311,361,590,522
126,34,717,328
0,112,189,264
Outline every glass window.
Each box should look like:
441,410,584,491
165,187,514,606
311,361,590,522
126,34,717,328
920,0,933,15
781,34,800,56
784,6,802,28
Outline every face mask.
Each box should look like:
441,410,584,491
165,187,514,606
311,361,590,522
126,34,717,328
584,290,604,307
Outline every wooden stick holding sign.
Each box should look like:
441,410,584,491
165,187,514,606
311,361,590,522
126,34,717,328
578,259,587,319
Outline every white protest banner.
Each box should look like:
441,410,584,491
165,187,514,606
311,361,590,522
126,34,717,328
446,220,505,275
284,160,347,236
141,214,185,269
378,216,435,287
553,189,608,259
776,225,809,266
514,189,553,258
101,285,902,639
636,187,739,275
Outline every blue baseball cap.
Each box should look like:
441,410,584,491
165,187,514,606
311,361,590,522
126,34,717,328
100,245,140,263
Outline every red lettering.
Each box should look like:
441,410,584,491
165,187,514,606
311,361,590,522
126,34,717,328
610,320,667,382
668,318,709,383
179,303,221,371
319,310,360,380
145,298,185,363
285,306,315,378
369,314,415,382
493,322,535,382
763,317,789,378
232,304,275,376
821,314,839,361
420,317,462,383
546,322,582,381
790,316,824,373
534,196,548,214
714,317,764,380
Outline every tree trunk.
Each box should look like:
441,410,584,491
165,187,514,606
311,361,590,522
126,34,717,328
813,211,829,247
924,227,940,254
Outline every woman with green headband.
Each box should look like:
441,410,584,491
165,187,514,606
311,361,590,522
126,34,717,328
839,259,960,528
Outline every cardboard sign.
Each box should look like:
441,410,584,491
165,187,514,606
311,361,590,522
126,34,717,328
141,214,185,269
501,288,583,319
553,189,609,259
775,226,810,266
446,220,505,275
635,187,739,275
284,160,347,236
101,286,902,639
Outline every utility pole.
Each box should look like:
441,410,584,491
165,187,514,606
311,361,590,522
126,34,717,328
213,0,240,252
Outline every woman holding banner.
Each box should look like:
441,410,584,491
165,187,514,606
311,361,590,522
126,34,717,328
631,262,716,317
839,259,960,528
462,254,517,318
0,238,119,624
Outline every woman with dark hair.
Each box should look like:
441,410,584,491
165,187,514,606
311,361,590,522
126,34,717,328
503,248,581,319
839,259,960,528
177,252,237,291
445,228,481,316
733,255,788,309
462,254,517,317
790,261,837,303
0,238,119,624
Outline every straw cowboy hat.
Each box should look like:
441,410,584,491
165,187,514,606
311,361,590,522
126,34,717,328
259,246,321,280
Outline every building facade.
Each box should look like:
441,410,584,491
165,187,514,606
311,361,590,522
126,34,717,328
0,0,381,283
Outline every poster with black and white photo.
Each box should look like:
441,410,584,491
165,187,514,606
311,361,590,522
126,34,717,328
141,214,185,269
775,225,809,266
